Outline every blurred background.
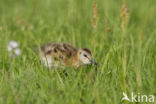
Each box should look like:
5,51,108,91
0,0,156,104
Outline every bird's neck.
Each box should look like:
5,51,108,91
73,52,82,68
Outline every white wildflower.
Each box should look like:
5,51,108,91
9,41,19,48
14,48,21,56
8,46,12,52
8,41,21,57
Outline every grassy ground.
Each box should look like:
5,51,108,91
0,0,156,104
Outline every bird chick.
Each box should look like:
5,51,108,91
39,43,97,69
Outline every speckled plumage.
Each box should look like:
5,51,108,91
39,43,96,69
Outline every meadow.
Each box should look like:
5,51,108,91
0,0,156,104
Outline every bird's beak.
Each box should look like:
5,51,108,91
90,59,98,66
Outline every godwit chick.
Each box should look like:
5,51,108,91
39,43,97,69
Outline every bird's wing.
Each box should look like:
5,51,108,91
40,43,58,55
40,43,77,61
56,43,77,59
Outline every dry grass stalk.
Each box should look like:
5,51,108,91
91,2,99,49
105,27,111,39
120,0,130,95
120,0,130,31
91,2,98,30
93,89,101,104
136,32,143,90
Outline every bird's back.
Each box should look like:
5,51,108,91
40,43,78,68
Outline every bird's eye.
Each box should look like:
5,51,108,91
83,54,87,57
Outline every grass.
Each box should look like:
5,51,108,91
0,0,156,104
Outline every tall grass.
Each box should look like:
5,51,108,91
0,0,156,104
120,0,129,95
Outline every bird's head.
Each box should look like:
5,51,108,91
78,48,97,66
